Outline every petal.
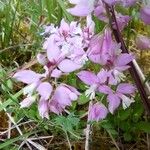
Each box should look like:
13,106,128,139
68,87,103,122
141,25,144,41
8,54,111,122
20,96,36,108
88,102,108,121
37,53,47,65
38,98,49,119
108,94,121,114
121,95,135,109
117,83,136,94
54,86,72,106
77,71,99,85
13,70,41,84
37,82,53,100
23,82,38,96
115,53,134,68
64,84,80,95
58,59,82,73
59,19,70,32
51,68,62,78
67,0,94,16
97,69,108,83
49,99,64,115
46,35,61,63
98,85,112,94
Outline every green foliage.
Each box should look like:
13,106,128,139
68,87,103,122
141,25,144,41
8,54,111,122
55,113,80,132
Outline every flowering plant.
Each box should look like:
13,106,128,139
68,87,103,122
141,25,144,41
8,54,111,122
12,0,150,149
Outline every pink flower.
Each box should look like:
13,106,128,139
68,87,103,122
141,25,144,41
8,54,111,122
99,83,136,113
13,70,53,118
49,84,80,114
135,34,150,50
13,70,42,84
88,28,120,65
68,1,131,31
87,28,134,84
20,96,36,108
43,19,92,75
88,102,108,121
77,69,108,99
140,6,150,25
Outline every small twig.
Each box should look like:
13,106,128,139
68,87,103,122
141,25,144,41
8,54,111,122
0,120,34,136
27,139,46,150
7,113,11,139
108,131,120,150
28,136,53,141
147,133,150,150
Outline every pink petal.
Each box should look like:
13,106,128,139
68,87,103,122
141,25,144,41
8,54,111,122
51,69,62,78
20,96,36,108
117,83,136,94
36,82,53,100
97,69,108,83
64,84,80,95
59,19,70,33
13,70,41,84
98,85,112,94
115,53,134,68
58,59,82,73
77,71,99,85
108,94,121,114
67,0,94,16
54,86,73,106
88,102,108,121
49,99,64,115
46,35,61,63
37,53,47,65
38,98,49,119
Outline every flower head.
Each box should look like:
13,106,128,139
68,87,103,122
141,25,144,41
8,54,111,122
88,102,108,121
99,83,136,113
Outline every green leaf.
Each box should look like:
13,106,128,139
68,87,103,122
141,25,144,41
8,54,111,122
123,132,132,141
0,90,22,111
118,109,131,121
135,121,150,133
1,79,13,91
56,0,73,22
0,131,38,149
55,114,80,132
100,120,118,136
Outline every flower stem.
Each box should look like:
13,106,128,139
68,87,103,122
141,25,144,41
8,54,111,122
85,101,93,150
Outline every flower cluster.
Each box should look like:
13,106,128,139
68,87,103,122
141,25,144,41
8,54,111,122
14,0,147,122
67,0,136,31
77,28,136,120
13,18,94,118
